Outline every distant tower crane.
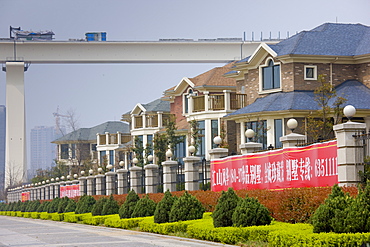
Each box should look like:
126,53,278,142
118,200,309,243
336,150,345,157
53,106,71,136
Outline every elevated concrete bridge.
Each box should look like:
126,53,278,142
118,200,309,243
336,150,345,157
0,39,279,188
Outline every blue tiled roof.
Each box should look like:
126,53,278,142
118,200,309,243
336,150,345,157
53,121,129,142
268,23,370,57
141,98,170,112
227,80,370,117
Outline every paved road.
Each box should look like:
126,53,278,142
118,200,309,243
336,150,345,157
0,216,235,247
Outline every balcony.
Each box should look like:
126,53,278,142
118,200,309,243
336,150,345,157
133,113,173,129
98,133,131,145
192,92,247,113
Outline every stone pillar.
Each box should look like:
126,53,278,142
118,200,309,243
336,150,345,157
280,133,306,148
49,184,55,199
333,121,366,186
184,156,201,191
54,183,60,198
86,176,96,196
162,160,178,192
144,164,159,193
44,184,50,200
78,177,87,196
223,90,231,111
117,169,129,195
40,185,45,200
209,148,228,160
240,142,263,154
204,91,209,111
105,172,117,195
95,174,106,195
130,166,143,194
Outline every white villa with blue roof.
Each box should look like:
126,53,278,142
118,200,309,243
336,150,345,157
224,23,370,152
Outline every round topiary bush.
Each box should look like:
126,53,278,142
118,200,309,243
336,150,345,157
26,200,41,212
64,199,76,213
232,196,272,227
91,197,108,216
37,201,50,212
75,195,96,214
154,190,176,223
311,184,354,233
57,197,70,213
131,195,156,218
212,187,241,227
47,197,61,213
119,190,139,219
169,191,205,222
101,195,120,215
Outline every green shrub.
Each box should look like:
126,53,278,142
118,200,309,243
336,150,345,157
311,184,354,233
31,212,41,219
75,195,96,214
91,197,108,216
102,195,119,216
40,212,52,220
64,199,76,213
26,200,41,212
132,195,156,218
232,196,272,227
212,188,241,227
119,190,139,219
57,197,70,213
104,215,122,228
37,201,50,212
51,213,64,221
154,190,176,224
47,197,61,213
169,191,205,222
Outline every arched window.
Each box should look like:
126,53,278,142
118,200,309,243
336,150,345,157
262,59,280,90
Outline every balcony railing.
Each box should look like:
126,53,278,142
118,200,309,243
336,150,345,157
193,95,205,112
190,93,247,113
209,94,225,111
134,116,143,129
230,93,247,110
98,133,131,145
146,114,158,127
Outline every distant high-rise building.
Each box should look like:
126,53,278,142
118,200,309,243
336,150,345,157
30,126,56,177
0,106,5,192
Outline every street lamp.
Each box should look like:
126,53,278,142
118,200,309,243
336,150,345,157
147,155,153,164
73,174,78,179
80,170,85,176
213,136,222,147
119,160,125,168
287,118,298,133
97,167,103,174
132,157,139,166
188,145,196,156
89,169,94,175
344,105,356,122
166,149,173,160
106,164,113,171
245,129,255,142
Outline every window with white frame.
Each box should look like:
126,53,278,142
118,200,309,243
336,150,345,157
261,59,280,91
304,65,317,80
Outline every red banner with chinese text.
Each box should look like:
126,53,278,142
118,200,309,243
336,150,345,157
60,185,80,198
211,141,338,192
21,192,30,202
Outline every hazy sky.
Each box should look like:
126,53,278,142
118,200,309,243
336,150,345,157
0,0,370,159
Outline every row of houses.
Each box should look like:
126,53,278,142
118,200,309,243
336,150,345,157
51,23,370,173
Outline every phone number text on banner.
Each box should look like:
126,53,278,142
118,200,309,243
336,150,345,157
211,140,338,191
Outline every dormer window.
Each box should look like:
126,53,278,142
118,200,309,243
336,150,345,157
262,59,280,90
304,65,317,80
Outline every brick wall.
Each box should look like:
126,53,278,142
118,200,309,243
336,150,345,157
170,96,186,125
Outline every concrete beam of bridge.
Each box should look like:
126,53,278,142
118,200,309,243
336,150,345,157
0,40,279,63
